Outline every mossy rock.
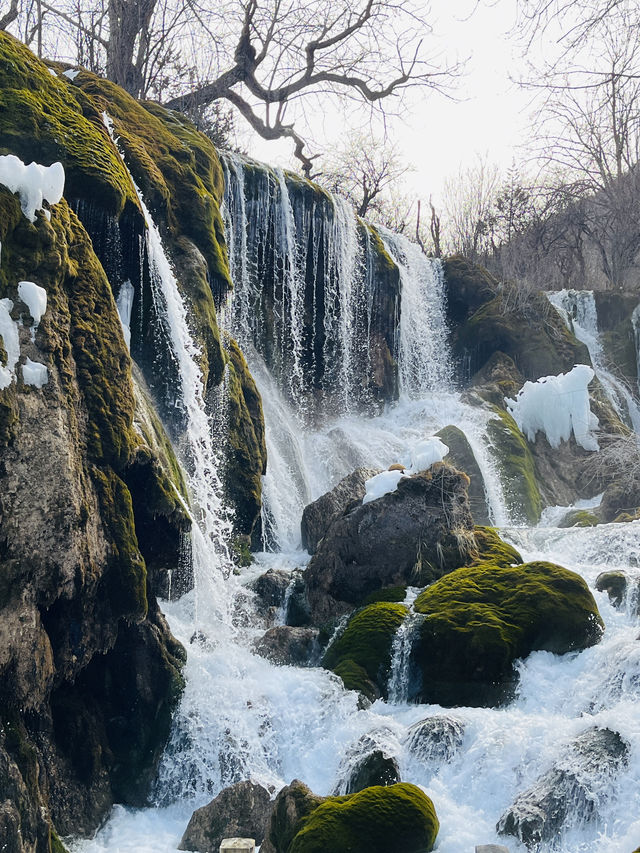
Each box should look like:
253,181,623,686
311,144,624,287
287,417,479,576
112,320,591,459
333,660,380,704
323,603,408,699
443,255,496,326
0,33,137,217
486,406,542,524
472,526,522,568
362,586,407,606
558,509,599,528
413,560,603,706
289,783,439,853
437,425,491,524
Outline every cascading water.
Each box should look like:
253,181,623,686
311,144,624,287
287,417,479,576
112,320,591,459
548,289,640,432
74,153,640,853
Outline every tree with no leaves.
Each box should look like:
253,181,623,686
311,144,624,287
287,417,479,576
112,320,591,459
3,0,462,175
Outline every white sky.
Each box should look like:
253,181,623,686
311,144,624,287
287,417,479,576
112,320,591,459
244,0,539,205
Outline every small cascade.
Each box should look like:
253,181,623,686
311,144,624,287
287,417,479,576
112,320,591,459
104,114,234,624
633,304,640,395
381,229,453,396
387,588,424,704
548,289,640,432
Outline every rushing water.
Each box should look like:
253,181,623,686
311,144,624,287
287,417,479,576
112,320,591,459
72,158,640,853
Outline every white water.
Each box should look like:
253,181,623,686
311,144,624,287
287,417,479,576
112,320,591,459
73,160,640,853
548,289,640,433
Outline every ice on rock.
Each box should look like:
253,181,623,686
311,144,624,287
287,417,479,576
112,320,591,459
22,358,48,388
18,281,47,331
506,364,599,452
0,154,65,222
0,298,20,389
363,436,450,504
116,280,135,350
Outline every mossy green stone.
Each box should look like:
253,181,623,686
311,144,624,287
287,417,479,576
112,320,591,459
50,827,69,853
472,526,523,568
332,660,379,704
362,586,407,605
413,560,603,706
323,603,408,696
487,406,542,524
289,783,439,853
558,509,600,528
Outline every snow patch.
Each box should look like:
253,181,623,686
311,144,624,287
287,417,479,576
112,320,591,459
18,280,47,333
0,154,65,222
63,69,81,81
0,299,20,389
22,357,48,388
47,67,58,77
363,436,449,504
506,364,599,452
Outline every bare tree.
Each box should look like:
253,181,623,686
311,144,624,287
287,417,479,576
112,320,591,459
7,0,461,176
441,154,500,259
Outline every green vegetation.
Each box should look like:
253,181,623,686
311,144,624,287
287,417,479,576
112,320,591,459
471,526,523,567
323,603,408,697
413,559,603,706
362,586,407,605
333,660,380,704
558,509,600,528
289,783,439,853
487,406,542,524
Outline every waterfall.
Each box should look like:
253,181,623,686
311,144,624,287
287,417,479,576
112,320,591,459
103,114,234,625
548,289,640,432
633,304,640,396
387,589,424,704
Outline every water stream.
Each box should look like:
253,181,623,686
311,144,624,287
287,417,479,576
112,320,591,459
72,158,640,853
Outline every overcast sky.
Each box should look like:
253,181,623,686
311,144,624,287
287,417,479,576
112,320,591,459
245,0,539,205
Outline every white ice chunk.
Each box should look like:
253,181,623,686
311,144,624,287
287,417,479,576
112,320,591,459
63,69,81,80
47,67,58,77
403,436,449,473
506,364,599,452
22,357,48,388
116,280,135,350
0,298,20,389
0,154,65,222
18,280,47,330
363,469,406,504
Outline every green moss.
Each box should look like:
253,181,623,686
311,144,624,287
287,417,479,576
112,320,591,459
558,509,600,528
472,526,523,567
362,586,407,605
289,783,439,853
0,33,136,216
487,406,542,524
50,826,69,853
92,467,147,621
323,603,408,696
413,560,603,706
333,660,379,704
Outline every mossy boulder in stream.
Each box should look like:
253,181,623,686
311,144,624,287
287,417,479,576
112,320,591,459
323,602,408,701
486,406,542,524
412,559,603,706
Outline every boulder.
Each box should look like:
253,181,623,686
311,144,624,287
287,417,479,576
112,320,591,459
304,465,474,624
341,750,401,795
437,425,491,525
323,603,408,699
558,509,599,528
262,780,439,853
599,479,640,523
404,715,465,765
595,570,631,608
412,559,603,707
497,727,629,847
179,781,272,853
301,467,380,554
253,627,319,666
251,570,292,609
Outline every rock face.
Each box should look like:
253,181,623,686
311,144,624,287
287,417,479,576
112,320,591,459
412,559,604,707
304,464,474,624
436,425,491,525
261,780,439,853
301,466,380,554
179,781,273,853
253,627,319,666
497,727,629,847
595,570,632,608
342,750,401,795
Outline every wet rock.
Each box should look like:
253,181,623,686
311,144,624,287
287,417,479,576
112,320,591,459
252,569,292,609
497,727,629,847
436,425,491,525
558,509,599,528
595,571,631,608
253,626,319,666
599,479,640,523
405,715,465,765
301,467,380,554
304,465,474,624
260,780,324,853
179,781,272,852
342,750,401,794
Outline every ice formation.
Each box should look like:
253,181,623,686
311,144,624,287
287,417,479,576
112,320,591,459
22,358,48,388
0,154,65,222
0,299,20,389
18,281,47,330
363,436,450,504
506,364,599,451
116,280,135,350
